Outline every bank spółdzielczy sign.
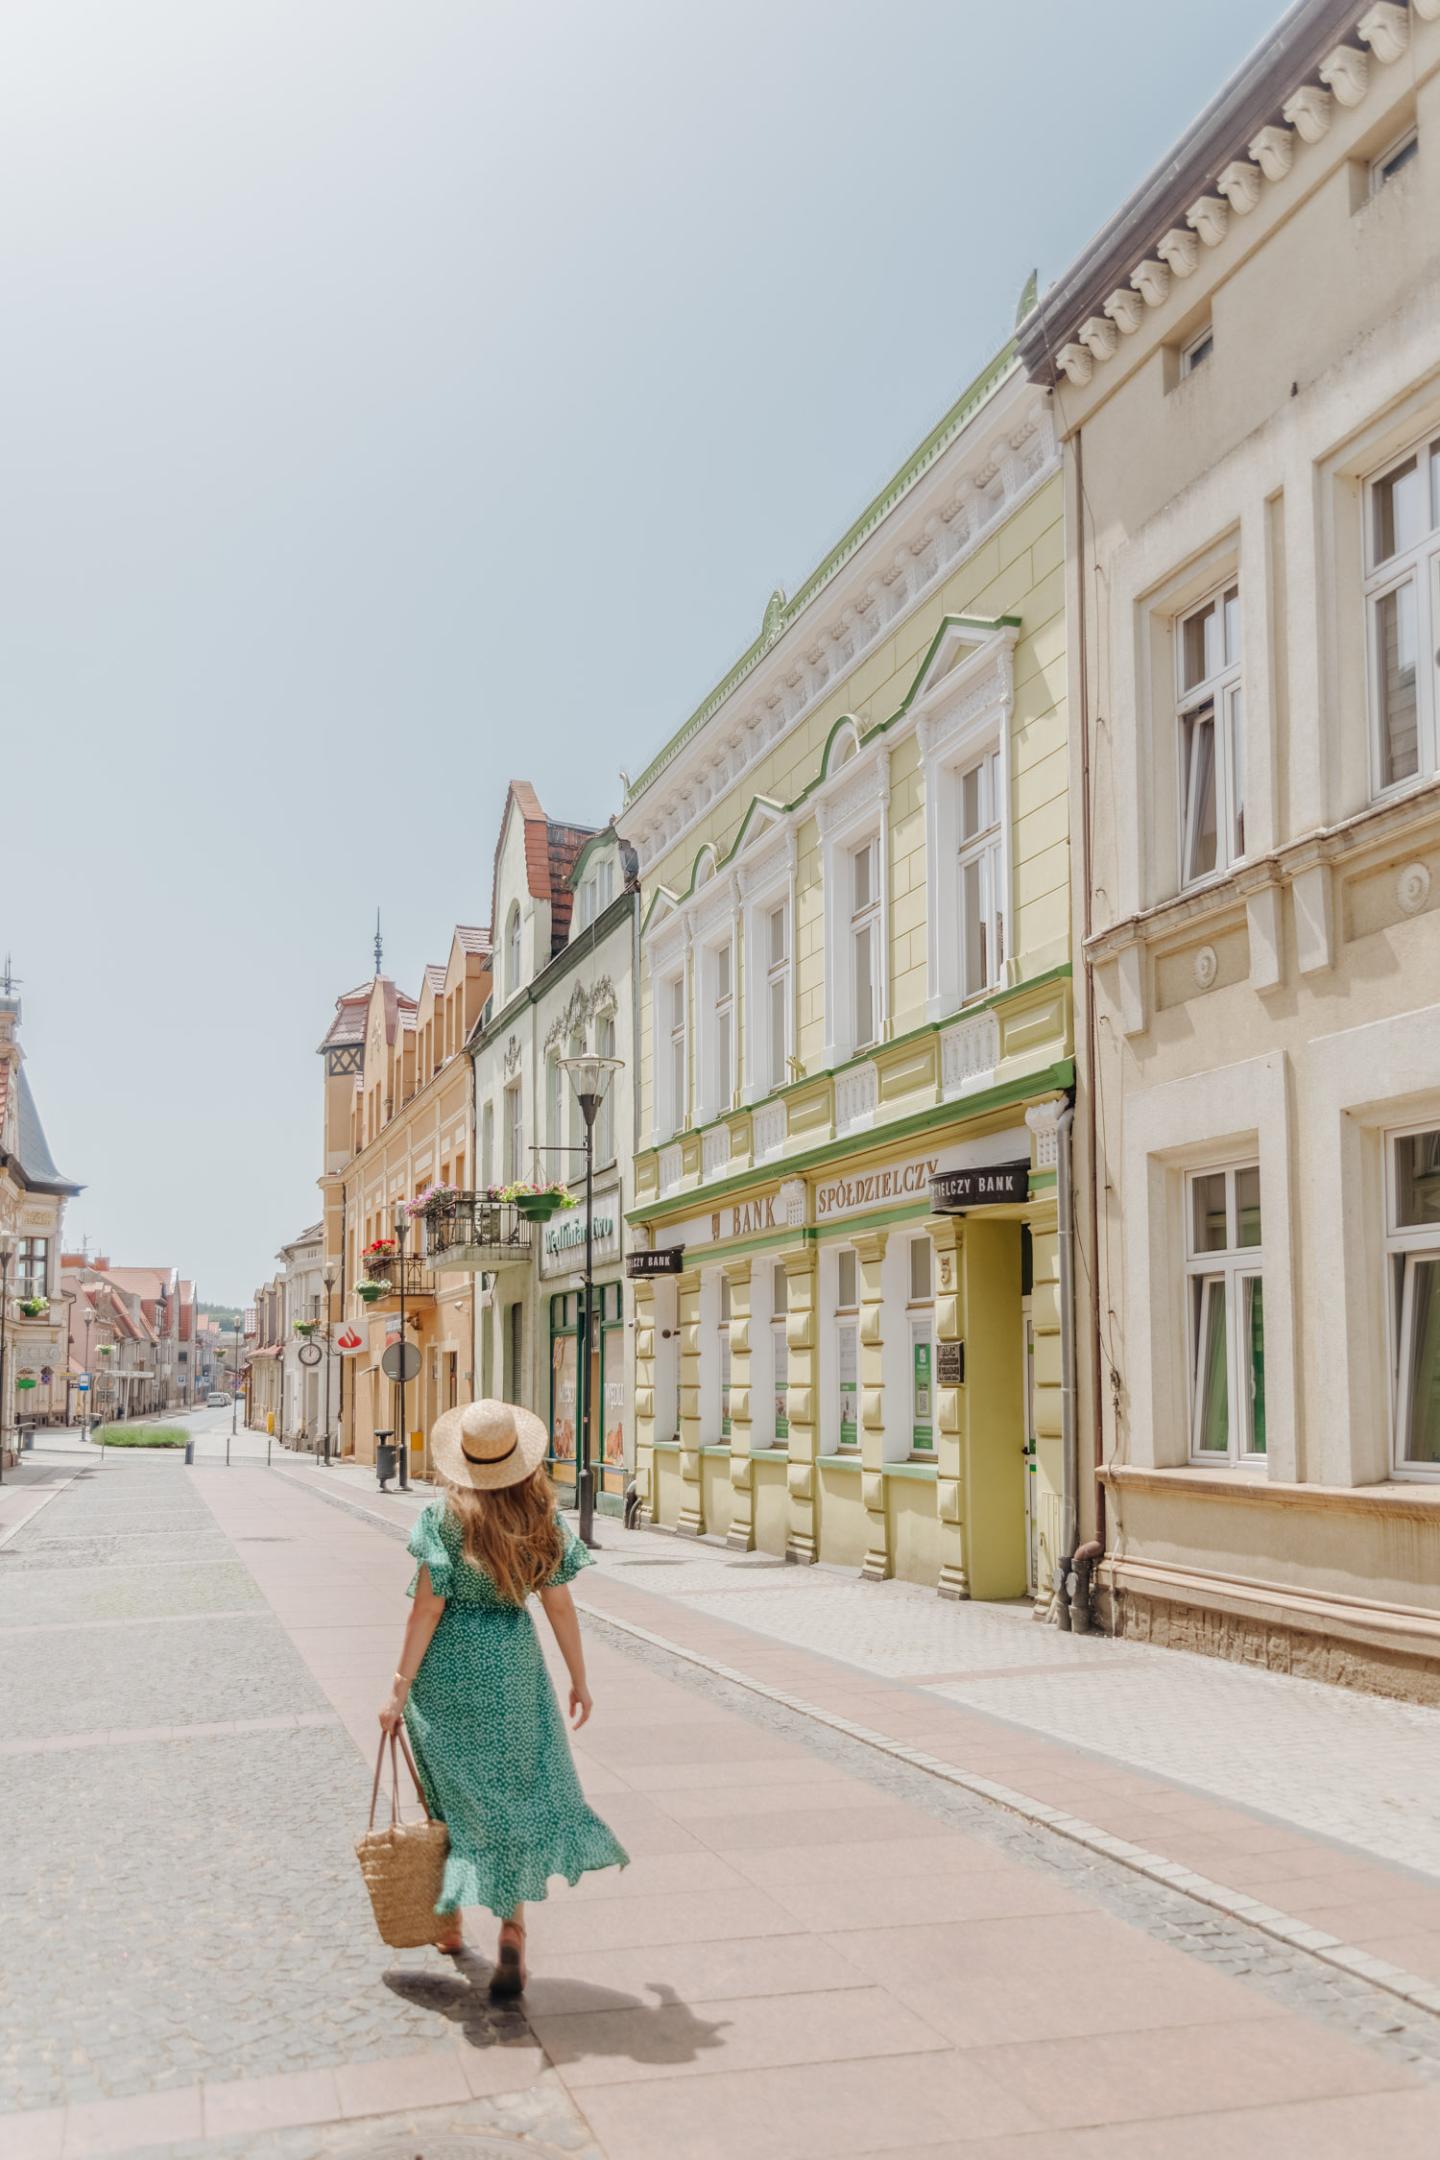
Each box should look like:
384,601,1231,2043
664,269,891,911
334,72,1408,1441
930,1161,1029,1211
625,1248,684,1278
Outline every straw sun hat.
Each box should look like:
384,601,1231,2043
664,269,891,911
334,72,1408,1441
429,1399,549,1491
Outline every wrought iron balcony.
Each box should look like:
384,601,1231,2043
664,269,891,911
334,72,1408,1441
358,1253,436,1307
420,1194,533,1272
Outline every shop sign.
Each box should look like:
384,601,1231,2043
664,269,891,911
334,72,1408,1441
816,1156,939,1221
626,1247,684,1278
540,1198,621,1278
931,1161,1029,1210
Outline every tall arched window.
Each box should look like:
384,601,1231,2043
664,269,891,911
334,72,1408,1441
506,903,521,996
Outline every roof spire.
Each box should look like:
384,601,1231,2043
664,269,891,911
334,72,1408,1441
373,910,383,978
0,953,19,996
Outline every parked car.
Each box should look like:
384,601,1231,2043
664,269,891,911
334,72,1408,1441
206,1391,232,1408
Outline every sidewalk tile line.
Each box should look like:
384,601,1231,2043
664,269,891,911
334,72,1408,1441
574,1593,1440,2028
0,1474,78,1550
0,1710,340,1758
0,1609,269,1638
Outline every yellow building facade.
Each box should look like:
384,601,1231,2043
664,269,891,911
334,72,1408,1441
622,344,1074,1597
318,927,490,1474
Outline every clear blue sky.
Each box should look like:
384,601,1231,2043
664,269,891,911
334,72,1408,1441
3,0,1268,1303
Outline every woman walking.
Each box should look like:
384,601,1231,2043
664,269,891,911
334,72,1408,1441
377,1399,628,1997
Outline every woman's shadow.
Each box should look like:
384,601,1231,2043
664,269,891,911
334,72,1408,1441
386,1954,730,2068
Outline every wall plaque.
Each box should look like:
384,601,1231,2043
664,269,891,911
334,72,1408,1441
936,1339,965,1387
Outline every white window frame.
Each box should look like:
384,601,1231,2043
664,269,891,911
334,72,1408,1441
907,1235,935,1456
739,836,796,1107
1370,126,1418,197
817,745,890,1070
769,1261,789,1450
698,934,736,1125
917,628,1016,1023
833,1245,860,1451
1364,433,1440,798
849,836,882,1055
594,1010,617,1167
1175,581,1243,890
546,1054,564,1162
656,962,688,1140
1385,1121,1440,1479
1181,323,1213,375
505,904,522,997
1184,1160,1265,1467
955,744,1006,1003
718,1272,732,1442
503,1080,524,1184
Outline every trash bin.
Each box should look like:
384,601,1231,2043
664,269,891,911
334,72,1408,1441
375,1435,397,1490
20,1427,34,1453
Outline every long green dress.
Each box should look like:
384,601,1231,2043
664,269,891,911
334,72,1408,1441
402,1502,629,1920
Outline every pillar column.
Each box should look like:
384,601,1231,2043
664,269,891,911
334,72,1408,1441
782,1247,819,1564
855,1231,892,1582
928,1216,968,1599
676,1269,705,1537
632,1280,657,1526
1025,1196,1063,1614
724,1259,757,1552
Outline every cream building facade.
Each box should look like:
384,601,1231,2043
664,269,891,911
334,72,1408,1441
468,789,637,1512
318,926,491,1474
1019,0,1440,1695
621,335,1074,1596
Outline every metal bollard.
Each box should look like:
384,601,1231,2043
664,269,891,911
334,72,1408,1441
184,1439,194,1465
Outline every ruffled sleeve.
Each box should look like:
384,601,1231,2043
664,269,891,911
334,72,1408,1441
544,1521,592,1589
406,1503,454,1600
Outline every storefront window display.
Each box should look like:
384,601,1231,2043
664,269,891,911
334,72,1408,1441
549,1285,627,1506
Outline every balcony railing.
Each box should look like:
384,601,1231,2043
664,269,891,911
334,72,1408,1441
420,1195,533,1273
359,1253,436,1305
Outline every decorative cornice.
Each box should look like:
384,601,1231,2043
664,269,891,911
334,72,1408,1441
621,369,1055,866
1021,2,1423,392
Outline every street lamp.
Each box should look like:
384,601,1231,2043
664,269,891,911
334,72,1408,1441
559,1052,623,1549
231,1322,243,1439
391,1210,411,1494
0,1235,14,1484
321,1266,336,1468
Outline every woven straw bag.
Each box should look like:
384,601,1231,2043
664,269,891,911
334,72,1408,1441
355,1730,450,1948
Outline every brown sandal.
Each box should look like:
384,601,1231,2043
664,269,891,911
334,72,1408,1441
433,1918,465,1956
489,1918,527,1998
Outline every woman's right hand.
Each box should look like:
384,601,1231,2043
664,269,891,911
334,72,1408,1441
378,1688,407,1736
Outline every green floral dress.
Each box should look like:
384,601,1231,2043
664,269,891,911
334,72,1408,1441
402,1502,628,1920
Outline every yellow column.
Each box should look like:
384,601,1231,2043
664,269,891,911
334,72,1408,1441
782,1248,819,1564
676,1269,705,1537
855,1231,892,1582
724,1259,756,1552
928,1216,968,1599
632,1280,656,1527
1026,1197,1063,1614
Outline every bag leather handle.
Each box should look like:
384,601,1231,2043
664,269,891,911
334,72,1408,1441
367,1726,432,1831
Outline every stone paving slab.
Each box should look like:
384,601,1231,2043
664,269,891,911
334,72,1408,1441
0,1560,263,1629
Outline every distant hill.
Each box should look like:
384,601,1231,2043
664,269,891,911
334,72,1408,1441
198,1302,243,1333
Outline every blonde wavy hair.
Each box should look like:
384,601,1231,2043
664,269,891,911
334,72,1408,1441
443,1469,563,1606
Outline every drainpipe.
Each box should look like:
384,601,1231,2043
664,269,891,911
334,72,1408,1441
1051,1101,1084,1630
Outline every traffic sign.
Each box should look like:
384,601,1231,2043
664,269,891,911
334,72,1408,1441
77,1376,92,1391
380,1341,421,1384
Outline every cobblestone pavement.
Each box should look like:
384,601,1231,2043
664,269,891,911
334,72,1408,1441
579,1541,1440,1880
11,1456,1440,2158
0,1457,592,2158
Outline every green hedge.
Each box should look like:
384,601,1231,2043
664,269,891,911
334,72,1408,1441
95,1424,188,1449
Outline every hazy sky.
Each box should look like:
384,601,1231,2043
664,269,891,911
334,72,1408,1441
3,0,1267,1303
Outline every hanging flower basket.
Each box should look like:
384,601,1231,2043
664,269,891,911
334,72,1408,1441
363,1238,398,1261
499,1180,577,1224
355,1280,386,1305
99,1344,113,1357
18,1297,49,1319
402,1183,460,1223
293,1319,318,1338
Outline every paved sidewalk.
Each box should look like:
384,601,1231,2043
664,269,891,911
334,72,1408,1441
13,1455,1440,2156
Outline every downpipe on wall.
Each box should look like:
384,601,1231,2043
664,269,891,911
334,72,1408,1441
1049,1100,1100,1632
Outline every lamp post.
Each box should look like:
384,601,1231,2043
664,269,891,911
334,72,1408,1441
0,1236,14,1483
322,1266,335,1467
392,1211,411,1493
80,1304,96,1437
559,1052,623,1549
231,1323,243,1439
